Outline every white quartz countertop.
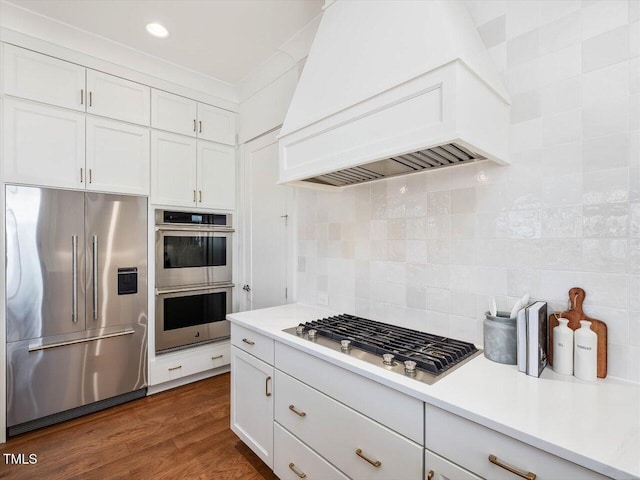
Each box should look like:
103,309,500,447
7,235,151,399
228,303,640,479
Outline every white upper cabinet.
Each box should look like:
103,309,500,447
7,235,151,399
151,89,198,137
151,88,236,145
151,130,235,210
197,103,236,145
151,131,198,207
197,142,236,210
2,43,85,111
86,70,150,126
86,117,150,195
2,45,151,127
3,98,85,189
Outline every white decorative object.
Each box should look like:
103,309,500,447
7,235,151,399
553,318,574,376
574,321,597,381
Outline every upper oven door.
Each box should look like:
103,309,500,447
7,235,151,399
155,227,232,288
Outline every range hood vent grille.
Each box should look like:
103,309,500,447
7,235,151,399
302,142,486,187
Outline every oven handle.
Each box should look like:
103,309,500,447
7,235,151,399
156,283,235,295
155,225,234,233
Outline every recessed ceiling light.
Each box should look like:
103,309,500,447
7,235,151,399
146,22,169,39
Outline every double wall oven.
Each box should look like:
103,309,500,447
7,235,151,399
155,210,233,353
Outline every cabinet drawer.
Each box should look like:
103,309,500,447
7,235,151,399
274,423,349,480
275,342,423,443
425,450,481,480
425,404,609,480
149,341,229,385
231,323,274,365
275,370,422,480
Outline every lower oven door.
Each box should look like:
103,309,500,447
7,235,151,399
155,284,232,353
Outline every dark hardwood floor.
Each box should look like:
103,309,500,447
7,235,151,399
0,373,278,480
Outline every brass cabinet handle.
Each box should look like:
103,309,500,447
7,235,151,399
199,190,202,203
211,354,223,360
289,404,306,417
193,190,196,202
265,376,272,397
89,169,93,184
80,167,83,183
199,120,202,133
288,463,306,478
427,471,434,480
168,365,182,371
89,91,93,107
193,119,196,132
489,455,536,480
355,448,381,467
80,89,84,105
242,338,255,345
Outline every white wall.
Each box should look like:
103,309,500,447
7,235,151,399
237,15,320,142
295,0,640,383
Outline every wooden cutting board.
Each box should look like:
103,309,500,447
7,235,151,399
548,287,607,378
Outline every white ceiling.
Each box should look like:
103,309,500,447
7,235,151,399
7,0,324,84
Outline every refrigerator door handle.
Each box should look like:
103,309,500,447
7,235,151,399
92,235,98,320
72,235,78,323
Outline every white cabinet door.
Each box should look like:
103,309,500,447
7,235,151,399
86,117,150,195
231,346,274,469
3,99,85,189
2,44,86,112
86,70,150,126
151,131,197,207
425,450,482,480
151,89,197,137
197,103,236,145
197,141,235,210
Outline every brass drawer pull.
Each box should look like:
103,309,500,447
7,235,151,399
427,470,434,480
355,448,381,467
489,454,536,480
168,365,182,371
265,376,272,397
288,463,306,478
242,338,255,345
288,404,306,417
211,354,224,360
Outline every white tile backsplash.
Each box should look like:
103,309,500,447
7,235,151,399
294,0,640,383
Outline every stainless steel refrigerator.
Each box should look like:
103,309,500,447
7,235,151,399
5,185,148,436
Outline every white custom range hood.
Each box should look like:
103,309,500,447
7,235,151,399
278,0,510,188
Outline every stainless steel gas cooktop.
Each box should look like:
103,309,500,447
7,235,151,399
284,314,482,385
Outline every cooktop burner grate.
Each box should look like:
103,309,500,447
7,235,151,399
284,314,481,384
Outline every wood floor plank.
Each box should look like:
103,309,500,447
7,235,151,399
0,373,277,480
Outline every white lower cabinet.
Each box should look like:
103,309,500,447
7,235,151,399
275,369,423,480
425,450,481,480
425,404,609,480
274,423,349,480
231,345,274,469
149,341,230,386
